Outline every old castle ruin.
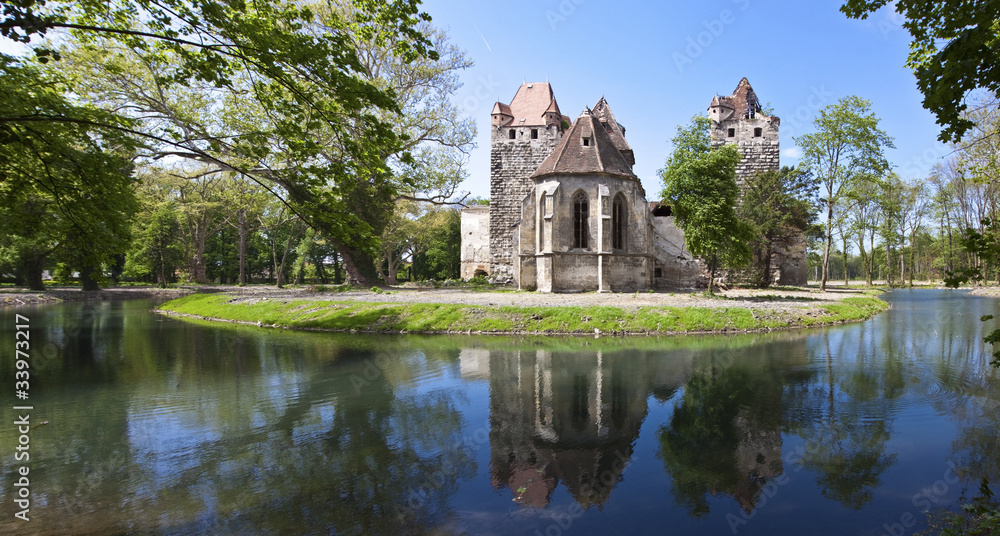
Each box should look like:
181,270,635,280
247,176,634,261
460,78,807,291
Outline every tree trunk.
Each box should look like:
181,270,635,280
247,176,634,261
842,235,849,287
238,209,247,286
946,213,953,273
275,222,304,289
188,216,210,284
761,245,773,288
339,245,380,287
23,257,45,291
707,254,717,295
189,251,209,284
387,257,399,285
80,264,101,291
821,202,832,291
157,247,168,288
886,246,894,289
909,232,916,288
899,249,905,286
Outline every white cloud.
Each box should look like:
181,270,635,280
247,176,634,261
781,147,803,159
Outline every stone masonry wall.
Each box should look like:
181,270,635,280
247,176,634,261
489,125,561,283
460,206,490,280
711,115,806,286
711,116,780,190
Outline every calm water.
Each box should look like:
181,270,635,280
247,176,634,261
1,290,998,535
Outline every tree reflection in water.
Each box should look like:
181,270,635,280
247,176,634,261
2,291,1000,536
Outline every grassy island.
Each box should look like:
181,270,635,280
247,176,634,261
156,290,889,336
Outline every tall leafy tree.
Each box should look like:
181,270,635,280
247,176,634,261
126,203,184,287
660,116,753,294
2,0,438,286
844,174,885,286
795,96,893,291
879,173,905,288
841,0,1000,143
737,166,818,288
0,56,137,290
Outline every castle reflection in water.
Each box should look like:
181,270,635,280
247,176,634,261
459,344,796,512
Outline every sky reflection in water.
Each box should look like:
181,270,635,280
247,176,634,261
0,289,998,536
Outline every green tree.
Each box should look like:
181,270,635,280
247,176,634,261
410,207,461,281
795,96,893,291
841,0,1000,143
0,56,137,290
737,166,818,287
221,174,270,286
3,0,439,287
660,116,753,294
126,203,184,287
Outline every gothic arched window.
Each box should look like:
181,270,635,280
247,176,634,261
612,194,627,250
573,191,589,249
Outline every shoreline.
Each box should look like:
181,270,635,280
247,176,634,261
153,288,890,336
0,287,193,307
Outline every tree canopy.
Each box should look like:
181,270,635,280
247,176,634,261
660,116,753,294
737,166,819,287
795,96,893,291
2,0,448,286
841,0,1000,143
0,56,138,289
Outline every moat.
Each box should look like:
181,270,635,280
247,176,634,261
1,289,998,535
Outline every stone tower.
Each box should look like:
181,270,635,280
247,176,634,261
708,77,780,188
708,78,807,286
489,82,569,282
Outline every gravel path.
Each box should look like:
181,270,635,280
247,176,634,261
211,285,873,313
1,284,877,313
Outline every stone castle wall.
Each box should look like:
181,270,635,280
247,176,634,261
711,116,780,190
460,206,490,280
651,216,707,289
489,125,561,282
710,115,807,286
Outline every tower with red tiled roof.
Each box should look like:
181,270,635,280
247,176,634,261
487,82,570,283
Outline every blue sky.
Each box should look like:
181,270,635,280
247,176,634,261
0,0,950,202
421,0,950,200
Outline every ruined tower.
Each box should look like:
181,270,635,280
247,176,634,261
708,78,807,286
708,77,780,189
488,83,569,282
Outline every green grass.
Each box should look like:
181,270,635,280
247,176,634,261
158,293,890,335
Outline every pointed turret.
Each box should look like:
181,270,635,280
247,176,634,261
491,101,513,127
591,97,634,167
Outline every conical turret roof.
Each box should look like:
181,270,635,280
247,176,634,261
591,97,634,167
